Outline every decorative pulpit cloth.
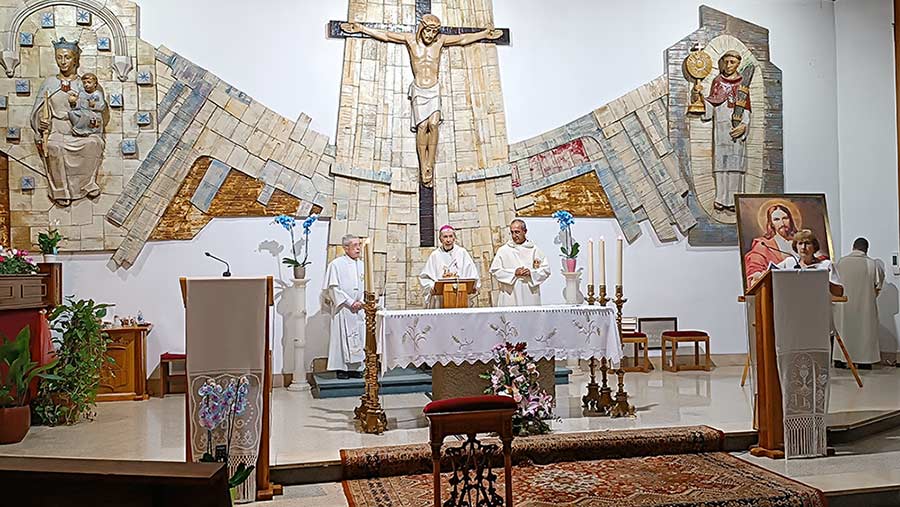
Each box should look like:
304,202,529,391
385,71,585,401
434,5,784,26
185,277,267,503
377,304,622,372
771,270,831,458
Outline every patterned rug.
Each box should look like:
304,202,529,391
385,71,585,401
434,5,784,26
341,425,724,479
341,426,825,507
343,452,825,507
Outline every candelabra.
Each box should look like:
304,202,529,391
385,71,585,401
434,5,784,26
354,291,387,434
582,284,614,415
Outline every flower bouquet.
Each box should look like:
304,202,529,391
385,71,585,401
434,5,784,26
198,377,256,502
552,210,579,272
481,341,556,436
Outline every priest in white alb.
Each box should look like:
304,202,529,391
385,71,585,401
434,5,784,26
490,219,551,306
419,224,481,308
322,234,366,379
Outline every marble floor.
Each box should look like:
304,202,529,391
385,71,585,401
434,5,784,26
3,362,900,467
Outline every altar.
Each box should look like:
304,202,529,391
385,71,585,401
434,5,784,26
377,304,622,400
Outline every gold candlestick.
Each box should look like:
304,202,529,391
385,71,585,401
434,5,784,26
598,284,609,306
354,291,387,434
582,284,600,412
609,284,634,418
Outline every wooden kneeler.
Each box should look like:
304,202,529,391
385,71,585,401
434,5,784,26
424,395,517,507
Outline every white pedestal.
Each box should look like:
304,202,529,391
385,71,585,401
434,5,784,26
561,270,584,305
286,278,311,392
561,270,584,371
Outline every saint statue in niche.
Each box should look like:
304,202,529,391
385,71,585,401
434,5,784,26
341,15,502,188
689,49,754,213
30,38,107,207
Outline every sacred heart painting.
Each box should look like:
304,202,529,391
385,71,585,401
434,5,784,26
734,193,833,293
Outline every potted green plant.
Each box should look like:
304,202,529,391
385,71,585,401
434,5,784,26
0,326,58,444
37,227,63,263
0,247,39,275
33,297,111,426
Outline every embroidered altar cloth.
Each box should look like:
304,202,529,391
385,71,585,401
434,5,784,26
377,304,622,372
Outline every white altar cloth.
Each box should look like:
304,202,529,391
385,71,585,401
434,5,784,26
377,304,622,372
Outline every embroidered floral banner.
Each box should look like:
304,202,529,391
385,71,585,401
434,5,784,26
377,305,622,372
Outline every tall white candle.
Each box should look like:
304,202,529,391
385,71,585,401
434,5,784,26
599,237,606,286
616,236,624,286
587,238,594,286
364,239,374,292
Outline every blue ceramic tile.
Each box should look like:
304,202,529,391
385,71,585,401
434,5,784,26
136,70,153,85
109,93,123,108
15,79,30,94
97,37,111,51
40,12,54,28
136,111,152,126
21,176,35,190
121,139,137,155
76,9,92,26
6,127,20,140
19,32,33,47
0,96,7,110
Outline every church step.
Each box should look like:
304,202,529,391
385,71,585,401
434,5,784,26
312,366,572,399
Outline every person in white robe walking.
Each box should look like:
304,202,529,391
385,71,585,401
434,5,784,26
834,237,885,368
323,234,366,378
419,225,481,308
489,219,551,306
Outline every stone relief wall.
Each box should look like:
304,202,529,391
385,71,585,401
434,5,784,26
0,1,783,308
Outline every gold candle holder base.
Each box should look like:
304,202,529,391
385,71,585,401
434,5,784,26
610,368,636,418
355,291,387,434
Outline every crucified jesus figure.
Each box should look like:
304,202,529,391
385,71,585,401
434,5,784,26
342,15,502,187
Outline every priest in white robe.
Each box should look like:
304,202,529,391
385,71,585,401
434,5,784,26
323,234,366,378
419,225,481,308
834,237,885,367
489,219,551,307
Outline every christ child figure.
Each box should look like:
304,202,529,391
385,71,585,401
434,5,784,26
67,72,106,136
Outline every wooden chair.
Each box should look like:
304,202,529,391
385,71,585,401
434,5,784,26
159,352,186,397
621,332,652,373
661,331,711,372
424,395,517,507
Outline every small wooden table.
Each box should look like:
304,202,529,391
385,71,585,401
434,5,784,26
98,325,151,402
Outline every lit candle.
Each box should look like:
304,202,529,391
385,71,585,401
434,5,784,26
599,236,606,286
587,238,594,286
364,239,374,293
616,236,623,286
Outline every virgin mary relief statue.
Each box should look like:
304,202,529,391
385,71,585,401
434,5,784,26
30,38,107,207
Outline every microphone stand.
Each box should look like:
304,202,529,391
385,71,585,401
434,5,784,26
205,252,232,277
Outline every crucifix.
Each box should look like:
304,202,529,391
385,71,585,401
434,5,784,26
328,2,510,246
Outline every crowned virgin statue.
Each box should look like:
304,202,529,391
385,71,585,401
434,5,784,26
30,38,106,206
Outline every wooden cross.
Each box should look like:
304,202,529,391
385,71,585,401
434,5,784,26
328,1,510,247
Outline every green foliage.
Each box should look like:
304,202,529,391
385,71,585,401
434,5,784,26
0,249,39,275
33,297,111,425
0,327,59,408
37,228,63,255
281,257,301,268
560,242,580,259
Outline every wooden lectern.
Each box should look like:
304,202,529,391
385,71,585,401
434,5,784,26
180,276,281,501
433,279,477,308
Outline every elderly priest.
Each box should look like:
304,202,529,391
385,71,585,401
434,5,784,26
419,224,481,308
490,219,551,306
323,234,366,379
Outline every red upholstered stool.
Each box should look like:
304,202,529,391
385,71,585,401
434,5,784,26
661,331,711,372
621,332,652,373
424,395,517,507
159,352,186,397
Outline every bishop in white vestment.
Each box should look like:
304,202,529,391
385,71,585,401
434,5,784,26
489,219,551,307
419,225,481,308
323,234,366,377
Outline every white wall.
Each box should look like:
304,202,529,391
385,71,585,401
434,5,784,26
834,0,900,353
60,0,896,375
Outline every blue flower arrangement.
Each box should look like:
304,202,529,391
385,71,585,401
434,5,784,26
551,210,579,259
273,214,318,268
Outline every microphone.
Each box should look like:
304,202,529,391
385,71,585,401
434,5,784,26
205,252,232,277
